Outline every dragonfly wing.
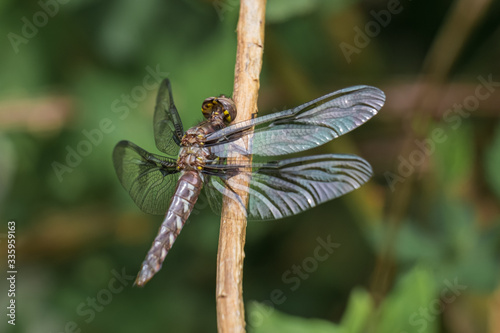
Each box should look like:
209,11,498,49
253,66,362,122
205,86,385,157
203,176,243,219
203,154,372,221
113,140,180,215
153,79,184,156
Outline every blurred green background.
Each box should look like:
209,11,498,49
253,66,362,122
1,0,499,332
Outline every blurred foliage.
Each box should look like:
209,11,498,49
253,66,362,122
485,124,500,200
249,266,440,333
0,0,499,332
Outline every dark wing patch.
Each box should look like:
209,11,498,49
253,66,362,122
113,140,180,215
153,79,184,156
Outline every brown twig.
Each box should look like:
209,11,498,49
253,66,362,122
215,1,266,332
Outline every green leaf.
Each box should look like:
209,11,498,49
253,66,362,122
377,265,439,333
248,301,342,333
340,288,374,333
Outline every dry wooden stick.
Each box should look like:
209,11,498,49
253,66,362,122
216,0,266,332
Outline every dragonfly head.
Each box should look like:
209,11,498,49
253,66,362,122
201,95,237,124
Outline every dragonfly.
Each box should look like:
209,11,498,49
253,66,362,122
113,79,385,286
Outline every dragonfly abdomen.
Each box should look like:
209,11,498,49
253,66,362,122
134,171,203,286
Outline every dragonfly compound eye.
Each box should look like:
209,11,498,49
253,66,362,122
201,96,236,123
217,97,237,123
201,97,216,119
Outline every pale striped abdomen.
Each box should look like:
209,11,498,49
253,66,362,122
135,171,203,286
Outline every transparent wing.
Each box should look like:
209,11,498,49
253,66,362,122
153,79,184,156
203,154,372,221
205,86,385,157
113,140,180,215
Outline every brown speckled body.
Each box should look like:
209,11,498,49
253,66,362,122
176,122,218,171
135,170,203,286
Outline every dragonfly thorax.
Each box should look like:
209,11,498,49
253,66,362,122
177,145,210,171
178,127,211,171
